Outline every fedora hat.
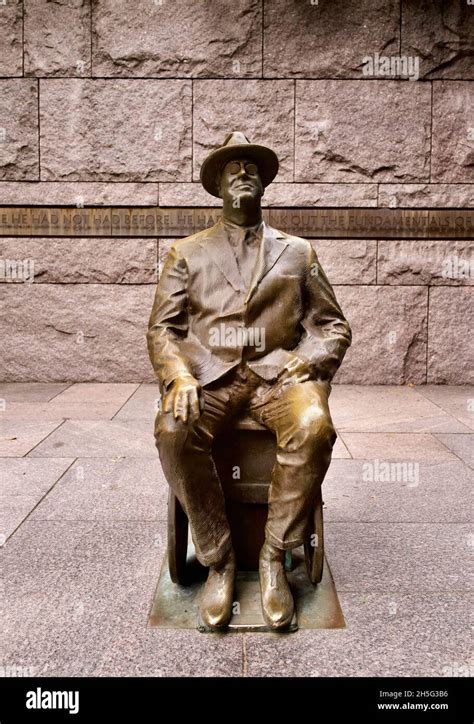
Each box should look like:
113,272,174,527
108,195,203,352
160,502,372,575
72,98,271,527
200,131,279,198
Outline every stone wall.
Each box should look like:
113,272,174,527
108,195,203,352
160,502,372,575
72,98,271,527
0,0,472,384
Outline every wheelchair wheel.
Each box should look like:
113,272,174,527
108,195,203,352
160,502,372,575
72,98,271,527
167,490,189,584
304,486,324,585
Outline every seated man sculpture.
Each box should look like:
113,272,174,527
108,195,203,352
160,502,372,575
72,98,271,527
147,131,351,631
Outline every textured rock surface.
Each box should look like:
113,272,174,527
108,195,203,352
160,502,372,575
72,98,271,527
310,240,376,285
0,238,158,284
0,0,22,76
0,182,158,206
379,184,474,208
0,3,472,385
158,182,378,207
263,183,378,207
0,80,39,181
401,0,474,79
0,284,156,381
92,0,262,77
334,286,428,384
264,0,399,78
295,81,431,183
431,82,474,183
428,288,474,384
40,80,192,181
378,240,474,285
24,0,91,77
193,80,294,182
159,183,219,207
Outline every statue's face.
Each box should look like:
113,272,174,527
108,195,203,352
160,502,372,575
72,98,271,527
218,157,264,206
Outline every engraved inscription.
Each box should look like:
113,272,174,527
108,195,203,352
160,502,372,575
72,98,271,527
0,208,472,239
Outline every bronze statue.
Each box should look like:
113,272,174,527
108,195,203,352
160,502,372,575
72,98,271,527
147,132,351,631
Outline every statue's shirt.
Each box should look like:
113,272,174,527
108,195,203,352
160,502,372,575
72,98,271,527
223,219,264,290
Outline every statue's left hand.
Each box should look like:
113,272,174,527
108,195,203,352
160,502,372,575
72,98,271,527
162,375,202,424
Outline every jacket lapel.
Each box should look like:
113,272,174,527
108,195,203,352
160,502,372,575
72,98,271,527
198,220,289,298
198,220,245,292
245,223,289,303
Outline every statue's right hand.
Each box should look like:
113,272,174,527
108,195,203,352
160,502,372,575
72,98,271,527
163,375,201,424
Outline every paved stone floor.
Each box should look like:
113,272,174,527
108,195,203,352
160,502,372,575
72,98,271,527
1,383,472,677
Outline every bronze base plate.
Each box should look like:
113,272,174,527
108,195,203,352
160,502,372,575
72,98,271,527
148,543,345,632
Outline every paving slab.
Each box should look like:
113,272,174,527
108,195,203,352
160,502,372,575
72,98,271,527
244,591,472,677
1,520,166,645
52,382,139,406
30,458,168,522
1,384,471,679
0,401,136,421
27,419,157,458
330,385,469,433
0,383,71,403
0,458,74,541
339,432,457,462
91,626,244,677
434,434,474,468
332,436,351,459
325,522,471,593
417,386,474,431
0,419,64,457
323,459,473,523
1,520,242,677
114,383,161,423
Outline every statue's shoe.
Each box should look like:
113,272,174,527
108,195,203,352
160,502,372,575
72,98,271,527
259,540,294,630
199,549,236,630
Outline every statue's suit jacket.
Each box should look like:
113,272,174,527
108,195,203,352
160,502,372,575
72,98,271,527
147,218,351,390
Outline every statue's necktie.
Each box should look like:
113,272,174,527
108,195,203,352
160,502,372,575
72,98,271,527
235,228,259,289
